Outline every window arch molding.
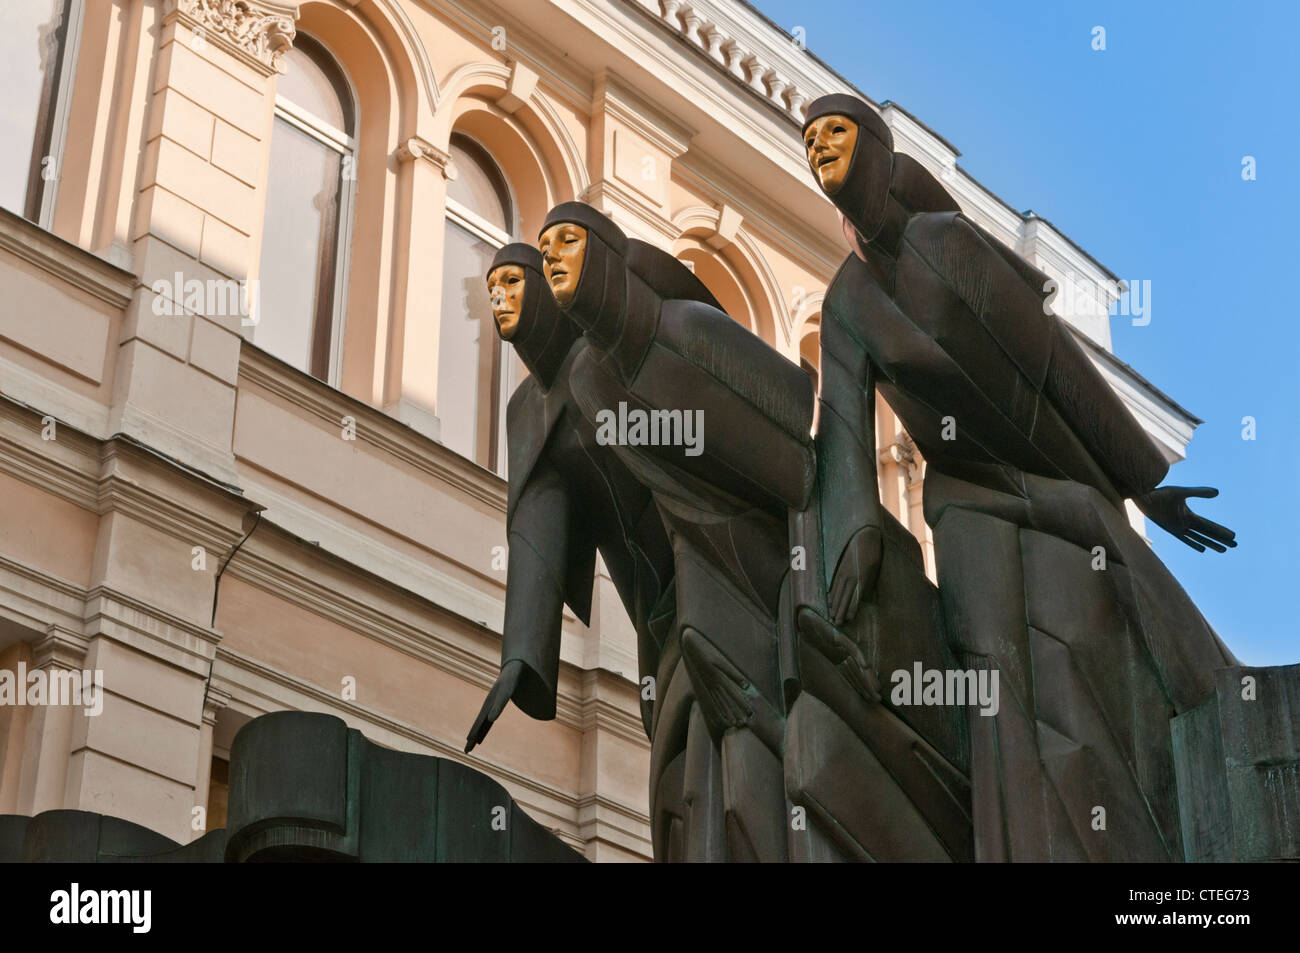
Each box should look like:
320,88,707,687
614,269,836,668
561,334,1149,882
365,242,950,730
445,133,517,248
433,62,589,218
425,90,584,475
268,2,407,399
443,101,564,243
672,206,786,349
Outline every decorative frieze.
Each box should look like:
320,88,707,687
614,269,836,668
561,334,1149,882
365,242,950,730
166,0,298,73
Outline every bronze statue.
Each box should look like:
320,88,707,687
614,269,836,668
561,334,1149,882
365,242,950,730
466,106,1255,861
801,92,1238,861
465,243,675,750
501,202,969,861
537,201,810,860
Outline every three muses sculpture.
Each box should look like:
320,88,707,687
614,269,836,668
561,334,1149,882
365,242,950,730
466,93,1242,862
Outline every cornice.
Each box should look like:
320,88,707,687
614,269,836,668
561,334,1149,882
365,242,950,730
0,553,87,639
0,400,253,553
238,345,507,512
577,668,651,745
213,507,657,740
31,625,91,669
581,180,682,245
227,538,494,678
0,409,100,511
649,0,831,125
0,208,134,309
573,790,654,832
1072,329,1199,460
0,561,222,677
222,529,595,732
203,685,233,724
96,471,245,555
83,585,223,678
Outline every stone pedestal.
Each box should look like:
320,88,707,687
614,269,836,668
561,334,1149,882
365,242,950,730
0,711,583,863
1172,663,1300,862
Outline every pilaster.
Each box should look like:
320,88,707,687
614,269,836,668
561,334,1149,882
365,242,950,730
584,71,694,247
110,0,299,486
13,626,90,818
383,136,457,442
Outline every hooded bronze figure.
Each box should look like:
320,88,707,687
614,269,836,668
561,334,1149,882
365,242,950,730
525,202,970,862
801,92,1237,862
536,202,810,860
465,242,675,751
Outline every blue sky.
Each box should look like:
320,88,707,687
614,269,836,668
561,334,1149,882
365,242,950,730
751,0,1298,664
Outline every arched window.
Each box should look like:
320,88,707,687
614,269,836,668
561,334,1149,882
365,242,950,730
438,134,521,474
253,35,356,383
799,321,821,392
0,0,79,224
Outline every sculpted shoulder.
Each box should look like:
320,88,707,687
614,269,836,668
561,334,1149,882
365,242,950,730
902,210,1053,305
898,210,973,270
506,372,541,425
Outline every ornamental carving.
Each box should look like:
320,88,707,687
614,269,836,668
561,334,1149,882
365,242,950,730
173,0,298,70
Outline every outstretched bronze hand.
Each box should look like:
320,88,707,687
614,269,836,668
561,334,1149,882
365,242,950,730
1136,486,1237,553
465,659,524,753
828,525,883,625
797,607,881,703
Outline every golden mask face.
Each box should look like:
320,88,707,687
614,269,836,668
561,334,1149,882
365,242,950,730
805,115,859,195
538,223,587,306
486,264,526,339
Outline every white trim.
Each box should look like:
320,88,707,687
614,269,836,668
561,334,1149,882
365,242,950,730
273,95,355,153
495,344,519,475
35,0,84,230
327,157,356,388
442,139,521,477
443,206,510,477
445,196,511,248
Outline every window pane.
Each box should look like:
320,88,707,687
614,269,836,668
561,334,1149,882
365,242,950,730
277,39,352,134
447,140,510,233
254,119,342,376
438,220,501,465
0,0,71,218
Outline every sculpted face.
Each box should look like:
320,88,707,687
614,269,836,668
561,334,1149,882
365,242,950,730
487,264,525,339
538,223,587,306
805,114,859,194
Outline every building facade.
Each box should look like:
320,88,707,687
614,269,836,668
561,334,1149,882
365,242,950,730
0,0,1200,860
